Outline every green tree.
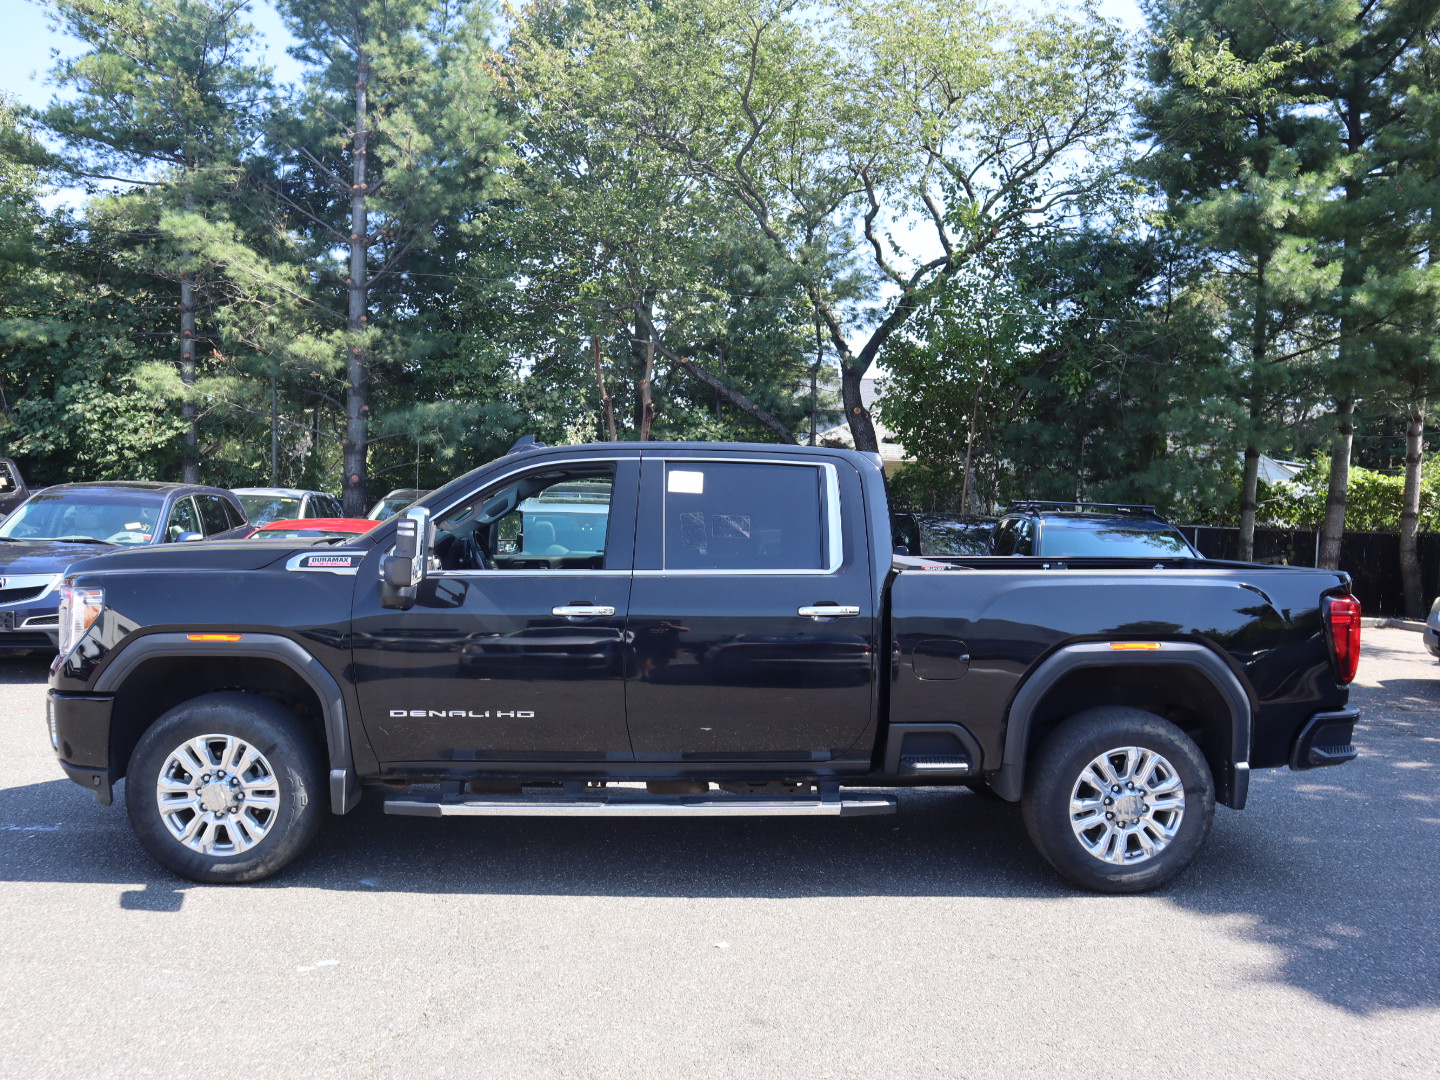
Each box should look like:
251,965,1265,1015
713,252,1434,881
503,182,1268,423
503,0,1130,452
1137,15,1335,559
272,0,510,512
37,0,272,481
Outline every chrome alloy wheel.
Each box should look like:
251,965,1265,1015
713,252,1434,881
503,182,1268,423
155,734,281,856
1068,745,1185,865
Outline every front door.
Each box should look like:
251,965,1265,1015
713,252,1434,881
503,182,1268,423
623,454,877,761
351,457,638,763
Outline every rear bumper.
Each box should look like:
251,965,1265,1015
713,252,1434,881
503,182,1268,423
49,689,115,805
1289,707,1359,770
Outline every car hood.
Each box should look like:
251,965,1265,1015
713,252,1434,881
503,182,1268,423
0,540,118,576
64,541,308,577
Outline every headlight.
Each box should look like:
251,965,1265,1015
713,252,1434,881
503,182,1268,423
57,585,104,655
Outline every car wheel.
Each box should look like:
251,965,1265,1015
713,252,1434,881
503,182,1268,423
1021,706,1214,894
125,692,326,884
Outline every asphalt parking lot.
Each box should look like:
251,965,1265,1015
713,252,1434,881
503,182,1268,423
0,628,1436,1079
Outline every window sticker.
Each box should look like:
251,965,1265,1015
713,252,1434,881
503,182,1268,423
667,469,705,495
679,511,707,550
711,514,751,539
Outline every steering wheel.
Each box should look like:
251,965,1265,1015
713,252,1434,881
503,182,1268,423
454,525,494,571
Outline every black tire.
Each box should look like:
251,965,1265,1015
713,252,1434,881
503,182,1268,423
1021,706,1215,894
125,692,326,884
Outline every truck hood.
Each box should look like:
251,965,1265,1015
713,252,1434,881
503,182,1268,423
63,540,328,577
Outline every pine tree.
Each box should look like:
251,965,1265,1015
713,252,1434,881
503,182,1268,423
272,0,509,513
38,0,271,482
1137,11,1333,559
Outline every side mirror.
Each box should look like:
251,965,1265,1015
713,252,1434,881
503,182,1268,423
177,531,204,543
380,506,431,610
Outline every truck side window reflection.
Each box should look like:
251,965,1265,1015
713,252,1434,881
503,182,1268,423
663,462,824,571
434,466,615,571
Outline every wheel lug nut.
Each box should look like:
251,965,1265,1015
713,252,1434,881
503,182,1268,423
1104,797,1113,805
1112,785,1120,793
1106,812,1114,820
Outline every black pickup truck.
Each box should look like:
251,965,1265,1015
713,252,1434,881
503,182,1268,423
47,441,1362,892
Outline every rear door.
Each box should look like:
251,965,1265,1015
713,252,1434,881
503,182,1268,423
624,453,876,761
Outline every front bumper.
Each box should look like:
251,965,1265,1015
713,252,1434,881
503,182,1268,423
1424,625,1440,660
1289,707,1359,770
49,689,115,805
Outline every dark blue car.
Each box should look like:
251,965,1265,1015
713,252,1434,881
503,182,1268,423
0,481,249,650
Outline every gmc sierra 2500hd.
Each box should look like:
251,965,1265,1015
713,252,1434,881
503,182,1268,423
47,441,1362,892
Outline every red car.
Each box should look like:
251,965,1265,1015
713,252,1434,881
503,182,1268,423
246,517,377,540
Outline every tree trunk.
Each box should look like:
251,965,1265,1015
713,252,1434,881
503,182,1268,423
270,376,280,486
1317,398,1354,570
1239,252,1269,563
638,338,655,441
1400,397,1425,618
1238,446,1260,562
179,271,199,483
841,361,877,452
593,334,616,441
342,51,370,517
809,320,821,446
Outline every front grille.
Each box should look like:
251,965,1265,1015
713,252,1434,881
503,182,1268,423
0,587,46,606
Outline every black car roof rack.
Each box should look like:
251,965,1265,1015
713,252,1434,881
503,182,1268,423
1007,500,1159,517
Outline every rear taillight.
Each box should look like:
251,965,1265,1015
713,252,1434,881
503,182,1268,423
1324,593,1362,684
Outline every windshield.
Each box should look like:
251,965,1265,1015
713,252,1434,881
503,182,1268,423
369,494,425,521
0,494,160,545
239,494,302,526
1038,522,1196,558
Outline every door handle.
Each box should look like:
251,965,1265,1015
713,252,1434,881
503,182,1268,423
798,604,862,618
552,604,616,617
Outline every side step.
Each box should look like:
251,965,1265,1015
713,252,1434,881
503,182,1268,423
384,790,896,818
900,755,972,775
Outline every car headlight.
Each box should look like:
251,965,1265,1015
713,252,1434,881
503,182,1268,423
57,585,104,655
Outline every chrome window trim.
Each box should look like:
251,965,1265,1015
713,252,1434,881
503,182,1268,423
655,457,841,576
418,452,846,579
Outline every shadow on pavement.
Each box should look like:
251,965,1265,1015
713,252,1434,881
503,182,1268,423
1,646,1434,1016
0,655,55,684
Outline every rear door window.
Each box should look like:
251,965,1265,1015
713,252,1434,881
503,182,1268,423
165,497,202,541
662,461,825,571
197,495,232,536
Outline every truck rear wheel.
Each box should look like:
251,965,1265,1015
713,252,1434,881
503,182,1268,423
125,692,326,884
1021,707,1214,894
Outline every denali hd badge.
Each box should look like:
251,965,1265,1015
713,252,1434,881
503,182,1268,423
391,709,537,718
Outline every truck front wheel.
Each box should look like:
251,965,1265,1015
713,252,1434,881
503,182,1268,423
125,692,326,884
1021,707,1215,894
